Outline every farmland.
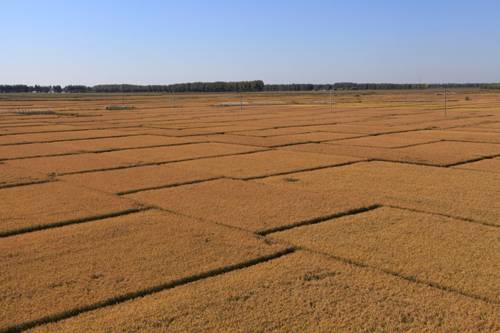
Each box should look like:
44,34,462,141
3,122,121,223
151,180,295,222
1,89,499,332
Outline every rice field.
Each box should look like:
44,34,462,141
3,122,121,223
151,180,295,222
0,89,499,332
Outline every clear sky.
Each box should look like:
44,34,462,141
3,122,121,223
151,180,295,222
1,0,499,85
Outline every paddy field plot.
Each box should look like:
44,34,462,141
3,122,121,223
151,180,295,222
284,140,500,166
29,252,499,333
166,149,364,179
1,89,499,332
453,157,500,174
259,161,500,225
0,163,48,188
0,210,288,331
0,181,142,236
126,179,376,234
271,207,500,302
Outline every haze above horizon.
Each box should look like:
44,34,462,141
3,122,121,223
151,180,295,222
1,0,499,85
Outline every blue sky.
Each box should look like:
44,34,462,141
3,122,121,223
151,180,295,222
1,0,499,85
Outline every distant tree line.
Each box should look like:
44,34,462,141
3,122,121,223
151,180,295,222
1,81,499,93
0,85,63,93
0,81,264,94
264,82,500,91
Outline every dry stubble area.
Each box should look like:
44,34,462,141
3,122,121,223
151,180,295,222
0,90,499,332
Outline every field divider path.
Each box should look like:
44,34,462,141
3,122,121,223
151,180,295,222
0,206,150,238
148,121,344,136
2,248,295,333
367,154,500,168
116,177,224,195
242,159,369,180
257,204,382,235
0,125,141,137
333,139,445,150
0,179,55,191
0,122,64,129
141,127,226,137
197,138,339,149
444,153,500,167
385,204,500,228
441,139,500,145
0,133,152,146
57,149,273,176
0,141,210,162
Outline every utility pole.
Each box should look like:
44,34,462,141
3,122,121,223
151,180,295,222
444,86,447,117
330,88,335,112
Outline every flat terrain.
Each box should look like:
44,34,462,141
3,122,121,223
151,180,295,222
1,89,499,332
